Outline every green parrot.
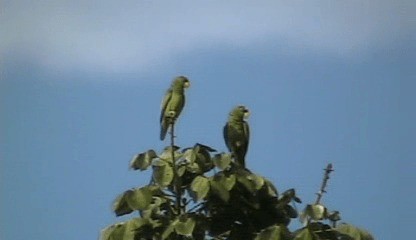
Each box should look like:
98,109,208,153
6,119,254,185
160,76,190,140
223,105,250,167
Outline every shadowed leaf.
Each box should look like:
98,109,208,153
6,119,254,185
100,222,126,240
255,225,285,240
112,192,133,217
336,224,374,240
130,150,157,171
152,161,174,187
210,178,230,202
126,187,152,211
294,228,319,240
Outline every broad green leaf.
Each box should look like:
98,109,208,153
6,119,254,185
112,192,133,217
190,176,210,201
213,153,231,170
194,143,217,152
100,222,126,240
210,178,230,202
294,228,319,240
123,218,150,240
236,171,256,193
186,162,201,173
264,179,279,197
177,165,186,176
219,174,236,191
249,174,265,190
139,196,165,218
193,144,215,172
336,224,374,240
175,217,196,236
147,185,164,196
159,146,182,163
152,158,167,167
129,150,157,171
255,225,284,240
195,152,214,172
304,204,327,220
279,189,296,204
153,164,174,187
126,187,152,210
183,148,197,163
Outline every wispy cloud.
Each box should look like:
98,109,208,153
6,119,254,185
1,0,414,73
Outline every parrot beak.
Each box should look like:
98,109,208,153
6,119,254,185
244,109,250,119
184,81,190,88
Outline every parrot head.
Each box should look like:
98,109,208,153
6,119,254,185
172,76,190,89
230,105,250,120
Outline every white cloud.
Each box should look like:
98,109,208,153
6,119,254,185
1,0,414,73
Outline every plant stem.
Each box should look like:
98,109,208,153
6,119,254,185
170,121,182,215
315,163,334,205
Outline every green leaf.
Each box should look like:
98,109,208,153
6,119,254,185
175,216,196,236
218,174,236,191
177,165,186,176
129,150,157,171
126,187,152,211
100,222,126,240
336,224,374,240
284,204,298,218
159,146,182,163
193,143,215,172
236,171,256,193
152,162,174,187
249,174,265,190
294,228,319,240
186,162,201,173
124,218,150,240
194,143,217,152
255,225,284,240
112,192,133,217
183,148,197,163
213,153,232,170
304,204,327,220
161,219,178,240
190,176,210,201
279,189,296,204
210,178,230,202
264,179,279,197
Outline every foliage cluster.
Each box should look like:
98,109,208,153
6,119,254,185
100,79,373,240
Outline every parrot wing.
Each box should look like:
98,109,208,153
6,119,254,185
223,122,231,151
160,88,172,140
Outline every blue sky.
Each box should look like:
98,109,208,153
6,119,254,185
1,1,415,239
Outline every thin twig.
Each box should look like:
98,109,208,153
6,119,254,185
170,121,182,215
315,163,334,205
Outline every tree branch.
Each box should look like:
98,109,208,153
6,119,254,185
315,163,334,205
170,120,183,215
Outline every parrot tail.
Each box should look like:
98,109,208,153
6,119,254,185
160,120,169,140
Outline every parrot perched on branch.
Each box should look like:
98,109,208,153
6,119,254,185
223,105,250,167
159,76,190,140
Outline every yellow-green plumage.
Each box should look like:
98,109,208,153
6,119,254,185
223,106,250,167
160,76,190,140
